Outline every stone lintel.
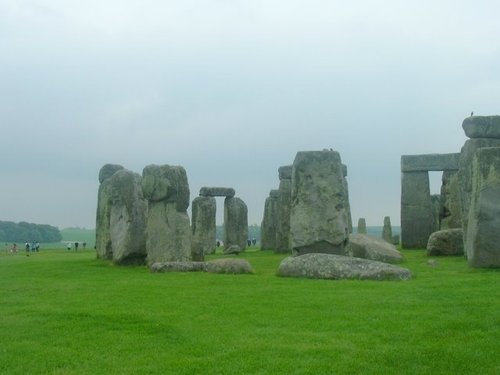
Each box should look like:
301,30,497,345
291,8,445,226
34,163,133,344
199,187,235,198
401,153,460,172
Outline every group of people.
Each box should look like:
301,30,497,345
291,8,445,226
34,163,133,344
24,241,40,256
66,241,87,251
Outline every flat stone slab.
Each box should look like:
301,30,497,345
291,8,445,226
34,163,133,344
401,153,460,172
463,115,500,139
150,258,254,274
199,187,235,197
348,233,404,264
277,253,412,281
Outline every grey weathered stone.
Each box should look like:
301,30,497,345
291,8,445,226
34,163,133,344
278,165,292,180
191,196,216,260
401,153,460,172
224,197,248,251
342,169,353,233
108,169,148,265
290,150,351,256
269,189,280,199
458,138,500,244
142,164,190,211
150,261,206,272
205,258,254,274
382,216,393,243
426,229,464,256
199,187,235,198
430,194,441,233
223,244,243,255
465,147,500,267
349,233,404,264
142,164,192,264
277,253,412,281
439,171,462,230
462,115,500,139
260,192,278,250
357,218,367,234
275,177,292,253
401,171,435,248
98,164,124,184
95,177,114,260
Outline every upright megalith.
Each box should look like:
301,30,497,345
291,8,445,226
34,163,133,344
191,196,216,260
439,171,462,229
142,164,192,264
357,218,367,234
382,216,393,243
96,163,124,260
224,197,248,251
465,147,500,267
275,165,292,253
290,150,351,256
260,189,279,250
108,169,147,265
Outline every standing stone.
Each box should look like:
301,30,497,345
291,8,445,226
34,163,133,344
459,138,500,244
260,190,279,250
357,218,367,234
439,171,462,230
290,150,351,256
191,196,216,260
465,147,500,267
142,164,192,264
401,171,435,248
430,194,441,232
275,166,292,253
95,164,124,260
108,169,147,265
224,197,248,251
342,164,353,233
382,216,393,243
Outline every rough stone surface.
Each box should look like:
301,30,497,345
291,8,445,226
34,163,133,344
290,150,351,256
382,216,393,243
427,229,464,256
199,187,235,198
357,218,367,234
205,258,254,274
142,164,190,211
224,197,248,251
223,244,243,255
278,165,292,180
260,192,278,250
430,194,441,233
462,115,500,139
465,147,500,267
401,171,435,248
275,178,292,253
401,153,460,172
439,171,462,229
277,253,412,281
458,138,500,244
348,233,404,264
191,196,216,259
95,177,114,260
150,261,206,272
269,189,280,199
108,170,148,265
142,164,192,265
98,164,124,184
150,259,254,274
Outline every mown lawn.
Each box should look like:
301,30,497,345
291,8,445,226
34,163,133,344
0,248,498,374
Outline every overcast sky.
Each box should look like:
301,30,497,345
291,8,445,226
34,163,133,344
1,0,499,229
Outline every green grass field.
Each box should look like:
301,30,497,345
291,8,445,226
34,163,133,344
1,248,498,374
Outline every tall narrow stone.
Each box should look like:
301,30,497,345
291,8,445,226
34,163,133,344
382,216,393,243
275,166,292,253
439,171,462,230
224,197,248,251
260,190,279,250
108,169,147,265
95,164,124,260
290,150,351,256
142,164,192,264
401,171,435,248
357,218,367,234
465,147,500,267
191,196,216,260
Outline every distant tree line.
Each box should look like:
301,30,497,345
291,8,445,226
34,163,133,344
0,221,62,243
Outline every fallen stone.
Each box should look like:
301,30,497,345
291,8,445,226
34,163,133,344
205,259,254,274
223,244,243,255
426,229,464,256
150,262,206,272
348,233,404,264
277,253,412,281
